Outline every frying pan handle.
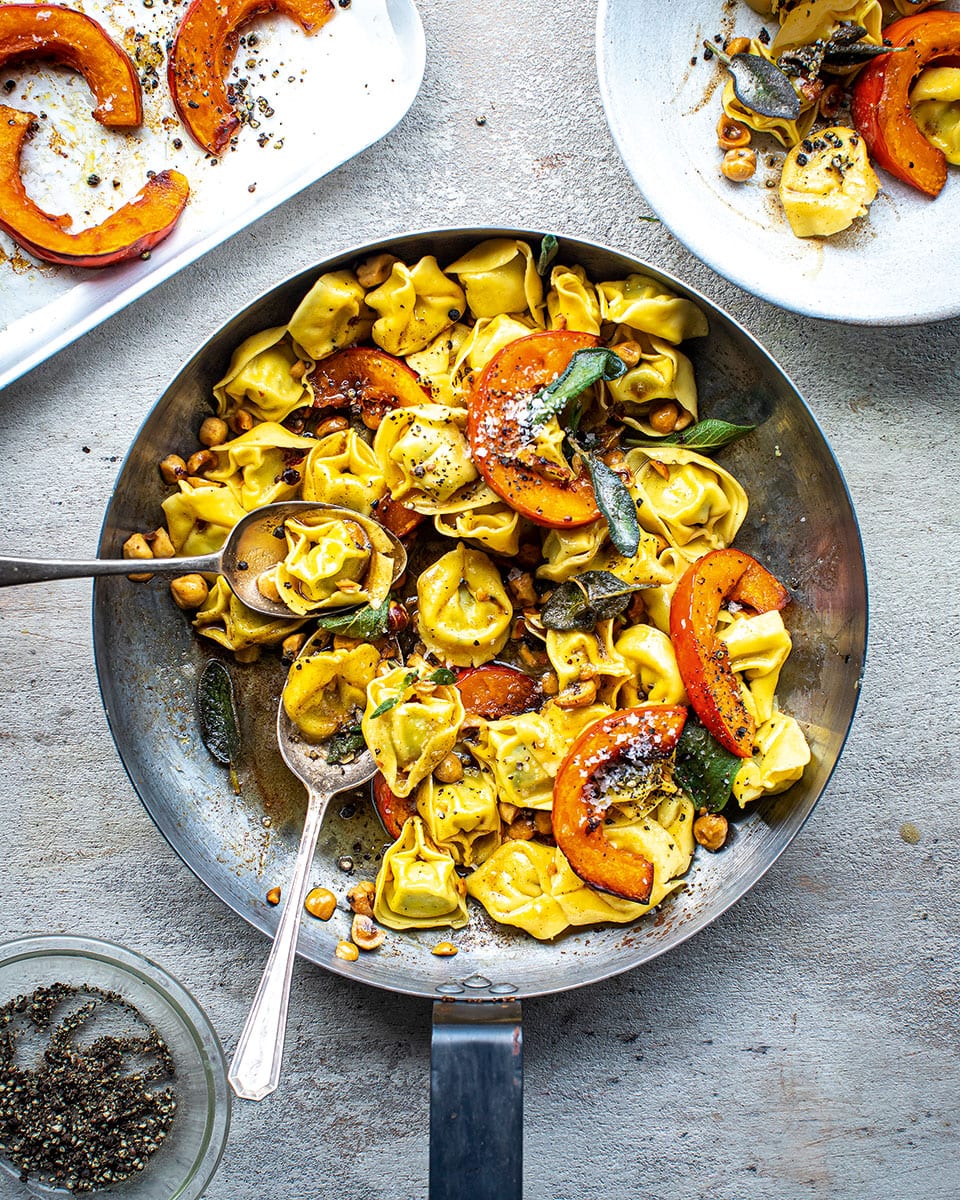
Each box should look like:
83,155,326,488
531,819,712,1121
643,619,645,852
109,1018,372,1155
430,1000,523,1200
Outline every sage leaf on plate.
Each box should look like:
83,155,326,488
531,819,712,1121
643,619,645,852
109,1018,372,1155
528,348,627,426
586,454,641,558
197,659,241,792
674,716,744,813
705,40,799,121
625,418,756,454
313,598,390,639
542,570,648,632
537,233,559,276
326,724,367,765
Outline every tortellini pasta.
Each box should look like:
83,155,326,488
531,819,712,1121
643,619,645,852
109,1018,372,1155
598,275,708,344
604,624,687,708
287,270,373,361
416,767,501,867
374,817,469,931
625,445,748,557
771,0,883,62
446,238,545,324
265,512,396,615
733,710,811,806
780,128,879,239
404,325,472,406
718,608,793,727
374,405,484,513
213,327,308,423
362,666,465,798
193,577,305,653
205,423,316,512
910,67,960,166
433,501,522,556
546,620,630,692
282,642,380,742
721,40,819,149
605,335,698,434
416,544,513,667
300,429,388,515
545,264,602,335
366,256,466,356
161,480,246,556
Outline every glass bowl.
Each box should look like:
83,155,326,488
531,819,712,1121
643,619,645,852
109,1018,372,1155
0,935,230,1198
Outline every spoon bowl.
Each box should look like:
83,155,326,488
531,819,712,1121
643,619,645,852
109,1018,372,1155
0,500,406,620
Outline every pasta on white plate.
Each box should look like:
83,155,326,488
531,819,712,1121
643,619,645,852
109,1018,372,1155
136,237,811,947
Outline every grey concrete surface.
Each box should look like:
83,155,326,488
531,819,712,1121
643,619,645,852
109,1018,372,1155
1,2,959,1198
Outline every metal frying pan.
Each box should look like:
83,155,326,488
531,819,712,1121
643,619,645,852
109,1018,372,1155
92,229,867,1199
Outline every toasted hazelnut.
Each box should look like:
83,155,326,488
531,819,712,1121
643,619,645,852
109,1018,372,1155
347,880,376,918
356,252,399,288
145,527,175,558
434,753,464,784
159,454,188,484
613,339,643,367
693,810,729,852
315,415,350,438
332,634,362,652
505,813,537,842
304,887,337,921
387,601,410,633
648,401,681,435
555,679,597,709
432,942,459,957
281,632,307,663
233,645,261,664
257,572,281,603
198,416,229,447
716,114,751,151
351,913,385,951
533,811,553,837
122,532,154,582
186,449,217,476
499,801,519,825
721,148,757,183
230,409,255,434
266,886,281,906
724,36,751,55
335,940,359,962
290,359,308,381
540,671,559,696
170,574,209,610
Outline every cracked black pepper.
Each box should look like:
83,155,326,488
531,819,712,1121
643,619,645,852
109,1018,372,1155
0,982,178,1192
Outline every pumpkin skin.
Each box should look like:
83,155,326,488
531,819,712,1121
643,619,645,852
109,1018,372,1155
0,106,190,268
168,0,335,155
0,3,142,127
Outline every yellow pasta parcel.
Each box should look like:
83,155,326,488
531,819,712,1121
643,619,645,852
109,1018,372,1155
205,423,316,512
193,577,305,654
213,326,308,423
362,665,465,798
287,269,373,361
366,256,466,357
416,767,501,867
416,544,513,667
545,264,603,336
597,275,708,344
374,404,483,514
282,642,380,742
300,429,388,516
374,817,469,931
446,238,545,325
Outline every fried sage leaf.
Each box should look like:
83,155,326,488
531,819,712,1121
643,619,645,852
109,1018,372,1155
313,598,390,639
326,724,367,765
427,666,457,685
624,418,756,454
674,716,743,813
198,659,241,791
705,40,799,121
537,233,559,276
585,454,641,557
528,348,627,426
542,570,648,632
367,670,417,720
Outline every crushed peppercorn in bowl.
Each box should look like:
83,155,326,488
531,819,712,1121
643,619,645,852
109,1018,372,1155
0,935,230,1199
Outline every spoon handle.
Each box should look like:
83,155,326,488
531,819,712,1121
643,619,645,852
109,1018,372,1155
0,553,221,586
228,783,330,1102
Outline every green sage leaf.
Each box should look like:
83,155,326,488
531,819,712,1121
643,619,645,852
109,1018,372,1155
674,716,743,813
537,233,559,276
586,455,641,558
625,418,756,454
542,570,648,633
312,598,390,639
428,667,457,685
368,670,417,720
326,724,367,765
705,40,799,121
528,348,627,426
197,659,240,768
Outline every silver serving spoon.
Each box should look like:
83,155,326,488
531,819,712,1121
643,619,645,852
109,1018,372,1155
228,700,378,1101
0,501,406,619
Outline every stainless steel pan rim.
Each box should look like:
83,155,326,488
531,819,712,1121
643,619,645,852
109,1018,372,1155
93,226,868,1004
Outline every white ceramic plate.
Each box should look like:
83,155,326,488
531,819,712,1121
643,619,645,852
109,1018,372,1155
596,0,960,324
0,0,425,391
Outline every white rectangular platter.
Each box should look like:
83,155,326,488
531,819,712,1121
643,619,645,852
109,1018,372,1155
0,0,425,391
